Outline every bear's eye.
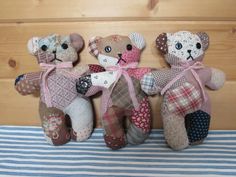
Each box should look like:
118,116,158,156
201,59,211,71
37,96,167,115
104,46,112,53
175,42,183,50
61,43,68,50
41,45,48,51
196,42,201,49
126,44,132,51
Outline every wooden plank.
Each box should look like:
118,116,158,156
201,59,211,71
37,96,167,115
1,79,235,130
0,21,236,80
0,0,236,22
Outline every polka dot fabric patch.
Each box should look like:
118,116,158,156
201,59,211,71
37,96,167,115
185,110,210,143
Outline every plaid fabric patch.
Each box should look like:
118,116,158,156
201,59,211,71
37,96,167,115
88,37,99,57
166,82,202,116
111,76,145,109
140,72,159,95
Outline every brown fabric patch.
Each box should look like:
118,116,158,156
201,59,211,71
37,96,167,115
97,35,132,59
156,33,168,54
39,101,70,145
196,32,209,51
111,76,145,110
15,79,40,95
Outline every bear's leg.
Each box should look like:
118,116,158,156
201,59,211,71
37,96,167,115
64,97,93,141
39,101,70,145
162,113,189,150
185,110,211,145
103,106,127,150
127,97,151,145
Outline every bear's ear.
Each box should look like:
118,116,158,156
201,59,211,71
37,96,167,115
27,37,40,55
88,36,102,58
197,32,209,51
128,32,146,50
156,33,168,54
70,33,84,52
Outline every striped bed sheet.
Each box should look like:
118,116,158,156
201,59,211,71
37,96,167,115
0,126,236,177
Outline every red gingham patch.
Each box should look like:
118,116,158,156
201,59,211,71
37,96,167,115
166,82,202,116
88,64,105,73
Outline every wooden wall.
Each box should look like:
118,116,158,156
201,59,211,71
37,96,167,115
0,0,236,129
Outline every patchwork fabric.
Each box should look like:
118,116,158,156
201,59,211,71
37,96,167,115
185,110,211,143
104,134,126,150
140,72,160,95
111,75,145,109
76,75,92,95
15,74,25,85
88,37,100,57
127,68,152,80
165,82,202,116
15,78,40,95
88,64,105,73
15,33,96,146
39,102,70,146
40,72,78,110
131,97,151,133
103,106,126,137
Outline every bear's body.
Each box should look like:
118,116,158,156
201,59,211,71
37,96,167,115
76,33,152,150
15,34,104,145
141,31,225,150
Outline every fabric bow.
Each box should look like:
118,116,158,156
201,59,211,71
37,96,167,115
40,62,73,107
105,62,140,111
161,61,207,102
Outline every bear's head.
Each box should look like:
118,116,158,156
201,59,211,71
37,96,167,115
156,31,209,65
88,32,145,67
27,33,84,64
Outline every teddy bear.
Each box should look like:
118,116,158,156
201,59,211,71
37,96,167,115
76,33,152,150
15,33,104,145
141,31,225,150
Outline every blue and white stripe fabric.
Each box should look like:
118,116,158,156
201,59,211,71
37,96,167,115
0,126,236,177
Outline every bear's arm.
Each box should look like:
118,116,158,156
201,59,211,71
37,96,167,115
128,67,152,80
205,67,225,90
141,68,170,95
15,71,43,95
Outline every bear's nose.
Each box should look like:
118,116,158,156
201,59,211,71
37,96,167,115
187,50,192,53
53,50,56,54
118,53,122,58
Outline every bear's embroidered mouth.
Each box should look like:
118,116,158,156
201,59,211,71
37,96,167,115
116,54,127,64
50,58,63,62
187,54,194,60
50,53,63,62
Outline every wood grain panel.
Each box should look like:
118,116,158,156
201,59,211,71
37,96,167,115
0,0,236,22
1,79,235,130
0,21,236,80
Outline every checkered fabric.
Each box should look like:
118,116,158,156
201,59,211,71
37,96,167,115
88,64,105,73
88,37,100,57
111,76,145,109
140,72,160,95
165,82,202,116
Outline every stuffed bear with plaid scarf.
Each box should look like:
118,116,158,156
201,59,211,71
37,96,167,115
141,31,225,150
76,33,152,150
15,33,104,145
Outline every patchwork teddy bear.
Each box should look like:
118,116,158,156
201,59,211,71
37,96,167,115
15,33,104,145
141,31,225,150
76,33,152,150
